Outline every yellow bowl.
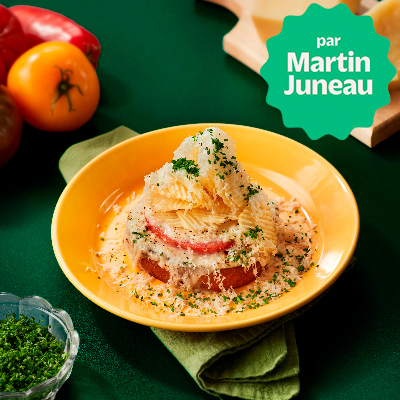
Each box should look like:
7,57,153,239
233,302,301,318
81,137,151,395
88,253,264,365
51,124,359,332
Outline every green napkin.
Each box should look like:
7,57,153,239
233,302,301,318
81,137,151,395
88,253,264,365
59,126,138,183
59,126,352,400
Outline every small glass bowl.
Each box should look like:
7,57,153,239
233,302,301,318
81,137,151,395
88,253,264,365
0,293,79,400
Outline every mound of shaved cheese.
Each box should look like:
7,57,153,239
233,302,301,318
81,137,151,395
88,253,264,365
124,127,278,291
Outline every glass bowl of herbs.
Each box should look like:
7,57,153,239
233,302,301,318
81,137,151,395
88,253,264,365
0,293,79,400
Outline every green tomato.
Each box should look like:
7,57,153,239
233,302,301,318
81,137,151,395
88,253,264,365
0,84,22,168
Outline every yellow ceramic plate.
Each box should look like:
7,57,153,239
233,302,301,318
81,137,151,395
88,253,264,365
52,124,359,332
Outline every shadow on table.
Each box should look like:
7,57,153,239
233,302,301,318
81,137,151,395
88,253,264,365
371,127,400,160
57,360,118,400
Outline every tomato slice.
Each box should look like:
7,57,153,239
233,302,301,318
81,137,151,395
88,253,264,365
146,218,234,254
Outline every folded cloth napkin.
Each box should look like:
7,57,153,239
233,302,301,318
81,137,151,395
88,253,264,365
59,126,354,400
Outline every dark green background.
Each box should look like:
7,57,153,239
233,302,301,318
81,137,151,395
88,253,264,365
1,1,399,399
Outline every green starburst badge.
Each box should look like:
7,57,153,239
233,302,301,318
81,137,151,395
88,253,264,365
260,4,396,140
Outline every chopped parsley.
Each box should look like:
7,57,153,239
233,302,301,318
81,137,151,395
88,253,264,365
132,230,149,238
0,314,67,393
211,137,225,153
244,226,263,239
132,230,150,242
243,183,261,203
172,157,200,177
285,278,297,288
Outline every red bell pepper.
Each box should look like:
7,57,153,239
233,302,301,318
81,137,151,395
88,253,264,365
10,6,101,69
0,5,29,84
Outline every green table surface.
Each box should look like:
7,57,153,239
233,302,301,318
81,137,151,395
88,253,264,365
1,1,399,399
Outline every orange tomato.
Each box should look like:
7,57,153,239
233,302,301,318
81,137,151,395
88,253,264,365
7,41,100,132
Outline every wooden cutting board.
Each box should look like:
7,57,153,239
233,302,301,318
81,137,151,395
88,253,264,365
202,0,400,147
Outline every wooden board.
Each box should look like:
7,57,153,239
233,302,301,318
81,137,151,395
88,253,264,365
203,0,400,147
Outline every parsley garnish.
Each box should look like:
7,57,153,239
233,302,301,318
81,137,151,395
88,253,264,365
244,226,263,239
243,183,261,203
132,231,149,238
172,158,200,177
211,137,224,153
285,278,297,287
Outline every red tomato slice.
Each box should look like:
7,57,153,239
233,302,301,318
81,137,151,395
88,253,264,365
146,218,234,254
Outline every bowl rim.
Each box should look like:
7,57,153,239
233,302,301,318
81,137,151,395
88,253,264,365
0,292,79,398
51,123,360,331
